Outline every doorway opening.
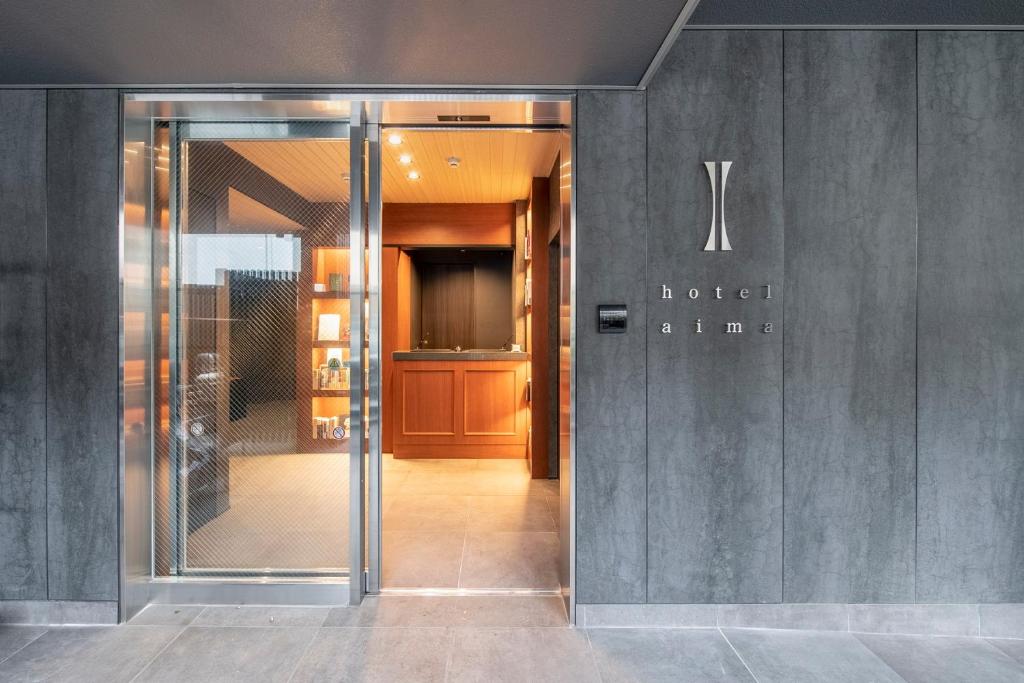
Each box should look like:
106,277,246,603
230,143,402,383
378,127,567,593
121,95,574,619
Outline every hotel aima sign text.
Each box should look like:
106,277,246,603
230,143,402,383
657,161,778,335
656,284,776,335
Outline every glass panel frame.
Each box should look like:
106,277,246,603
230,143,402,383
165,119,364,579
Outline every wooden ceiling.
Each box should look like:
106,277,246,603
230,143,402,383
382,130,560,203
225,140,350,203
226,187,304,233
225,130,560,205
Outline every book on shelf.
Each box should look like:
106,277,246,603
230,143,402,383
312,415,349,440
313,364,350,390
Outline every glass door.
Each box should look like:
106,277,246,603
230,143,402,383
159,117,368,590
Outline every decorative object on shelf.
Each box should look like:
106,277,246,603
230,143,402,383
317,313,341,341
313,349,350,390
525,277,532,307
327,356,342,387
314,283,326,292
328,273,343,292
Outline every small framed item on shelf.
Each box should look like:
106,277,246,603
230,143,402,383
317,313,342,342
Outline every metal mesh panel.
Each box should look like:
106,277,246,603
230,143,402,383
156,132,354,576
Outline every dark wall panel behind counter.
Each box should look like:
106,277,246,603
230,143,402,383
45,89,120,601
646,30,784,603
0,90,48,600
782,31,918,603
917,31,1024,603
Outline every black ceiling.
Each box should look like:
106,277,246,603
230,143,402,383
0,0,686,87
1,1,1022,88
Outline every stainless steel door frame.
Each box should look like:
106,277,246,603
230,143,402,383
562,124,577,621
121,93,574,620
365,104,384,595
167,121,183,575
122,96,373,619
348,102,368,604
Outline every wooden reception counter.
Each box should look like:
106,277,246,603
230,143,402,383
391,352,529,459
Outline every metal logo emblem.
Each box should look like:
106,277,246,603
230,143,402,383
703,161,733,251
190,422,204,437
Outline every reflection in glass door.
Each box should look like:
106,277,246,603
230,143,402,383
157,121,363,577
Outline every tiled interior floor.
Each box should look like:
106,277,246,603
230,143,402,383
183,448,559,591
188,451,348,570
2,598,1023,682
186,401,348,570
382,455,560,590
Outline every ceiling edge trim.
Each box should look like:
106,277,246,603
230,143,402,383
0,82,635,91
637,0,704,90
684,24,1024,30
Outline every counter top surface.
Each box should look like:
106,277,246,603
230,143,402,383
393,350,528,361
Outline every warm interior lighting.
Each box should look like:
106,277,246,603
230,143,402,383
407,170,421,180
387,133,403,145
399,153,412,165
326,347,344,363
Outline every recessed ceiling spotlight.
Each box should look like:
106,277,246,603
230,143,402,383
447,156,461,168
387,133,403,146
407,170,421,180
399,153,413,165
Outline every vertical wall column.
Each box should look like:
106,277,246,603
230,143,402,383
0,91,48,600
782,31,918,603
575,91,648,603
646,30,784,604
917,31,1024,603
45,90,120,601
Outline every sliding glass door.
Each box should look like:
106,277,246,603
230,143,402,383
155,118,368,589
